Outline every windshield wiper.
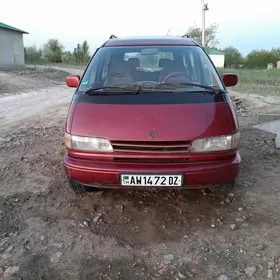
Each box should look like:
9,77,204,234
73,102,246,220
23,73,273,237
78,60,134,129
84,85,173,95
83,83,223,96
158,82,226,94
84,85,142,95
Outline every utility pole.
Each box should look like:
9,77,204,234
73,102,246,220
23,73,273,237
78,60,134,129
201,0,209,47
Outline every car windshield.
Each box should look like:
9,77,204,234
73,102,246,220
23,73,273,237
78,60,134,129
79,45,224,92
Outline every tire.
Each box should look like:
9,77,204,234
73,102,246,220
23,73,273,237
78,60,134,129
67,178,88,194
209,181,235,196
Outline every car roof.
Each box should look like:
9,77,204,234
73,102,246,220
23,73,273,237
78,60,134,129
103,36,198,47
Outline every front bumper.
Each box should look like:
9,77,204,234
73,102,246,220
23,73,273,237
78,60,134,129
64,152,241,189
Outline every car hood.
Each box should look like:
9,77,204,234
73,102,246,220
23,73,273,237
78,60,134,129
69,102,238,141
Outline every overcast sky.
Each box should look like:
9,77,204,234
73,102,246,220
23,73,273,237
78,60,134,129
1,0,280,55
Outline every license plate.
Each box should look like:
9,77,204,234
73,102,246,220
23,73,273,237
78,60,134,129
120,174,183,187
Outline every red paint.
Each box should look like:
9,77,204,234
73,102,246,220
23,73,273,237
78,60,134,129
64,152,241,188
64,100,241,189
65,102,77,133
66,75,80,88
221,73,238,87
70,102,238,140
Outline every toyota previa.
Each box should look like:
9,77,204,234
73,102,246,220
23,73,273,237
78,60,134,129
64,35,240,195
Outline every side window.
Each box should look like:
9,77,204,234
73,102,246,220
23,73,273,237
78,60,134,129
158,52,173,60
124,52,174,69
139,54,158,68
157,52,174,69
124,52,138,61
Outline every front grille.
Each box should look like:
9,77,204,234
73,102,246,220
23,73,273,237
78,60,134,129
111,140,192,154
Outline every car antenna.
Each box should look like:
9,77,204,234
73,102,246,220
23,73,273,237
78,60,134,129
109,34,118,39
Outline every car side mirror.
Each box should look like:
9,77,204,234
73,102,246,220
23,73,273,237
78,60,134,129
66,75,80,88
221,74,238,87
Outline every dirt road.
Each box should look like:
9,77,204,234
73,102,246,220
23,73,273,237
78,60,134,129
0,69,280,280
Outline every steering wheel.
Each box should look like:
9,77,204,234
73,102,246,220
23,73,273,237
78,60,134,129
162,72,190,83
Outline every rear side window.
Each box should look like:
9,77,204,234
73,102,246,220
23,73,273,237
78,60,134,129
124,52,174,70
79,45,223,91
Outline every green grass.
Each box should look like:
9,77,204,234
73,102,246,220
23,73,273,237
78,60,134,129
218,68,280,96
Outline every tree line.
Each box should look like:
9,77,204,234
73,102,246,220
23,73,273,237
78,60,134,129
24,24,280,69
187,23,280,69
24,39,91,64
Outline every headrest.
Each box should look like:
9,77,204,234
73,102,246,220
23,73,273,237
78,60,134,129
110,59,128,73
158,58,171,67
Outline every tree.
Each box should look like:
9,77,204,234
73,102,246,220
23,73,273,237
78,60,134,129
73,40,91,64
24,45,42,63
187,23,219,48
61,51,73,63
245,49,279,69
82,40,91,62
270,47,280,62
42,39,64,63
222,46,244,68
73,43,83,63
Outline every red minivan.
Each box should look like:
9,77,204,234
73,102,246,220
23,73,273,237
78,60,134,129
64,36,241,195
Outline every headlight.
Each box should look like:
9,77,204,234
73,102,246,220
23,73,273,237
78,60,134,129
65,133,113,152
190,132,240,153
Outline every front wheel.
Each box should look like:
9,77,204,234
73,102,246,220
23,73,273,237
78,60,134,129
67,178,104,194
67,178,88,194
208,181,235,196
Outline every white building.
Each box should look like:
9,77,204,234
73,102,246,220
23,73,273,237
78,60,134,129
0,22,28,68
206,48,225,68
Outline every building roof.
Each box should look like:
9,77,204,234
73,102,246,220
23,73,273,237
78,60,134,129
206,48,224,55
0,22,28,34
104,36,197,47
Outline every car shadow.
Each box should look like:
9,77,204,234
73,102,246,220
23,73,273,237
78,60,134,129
66,184,246,247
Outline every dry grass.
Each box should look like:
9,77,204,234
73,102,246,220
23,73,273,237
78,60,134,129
58,66,280,97
26,62,87,70
218,68,280,96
